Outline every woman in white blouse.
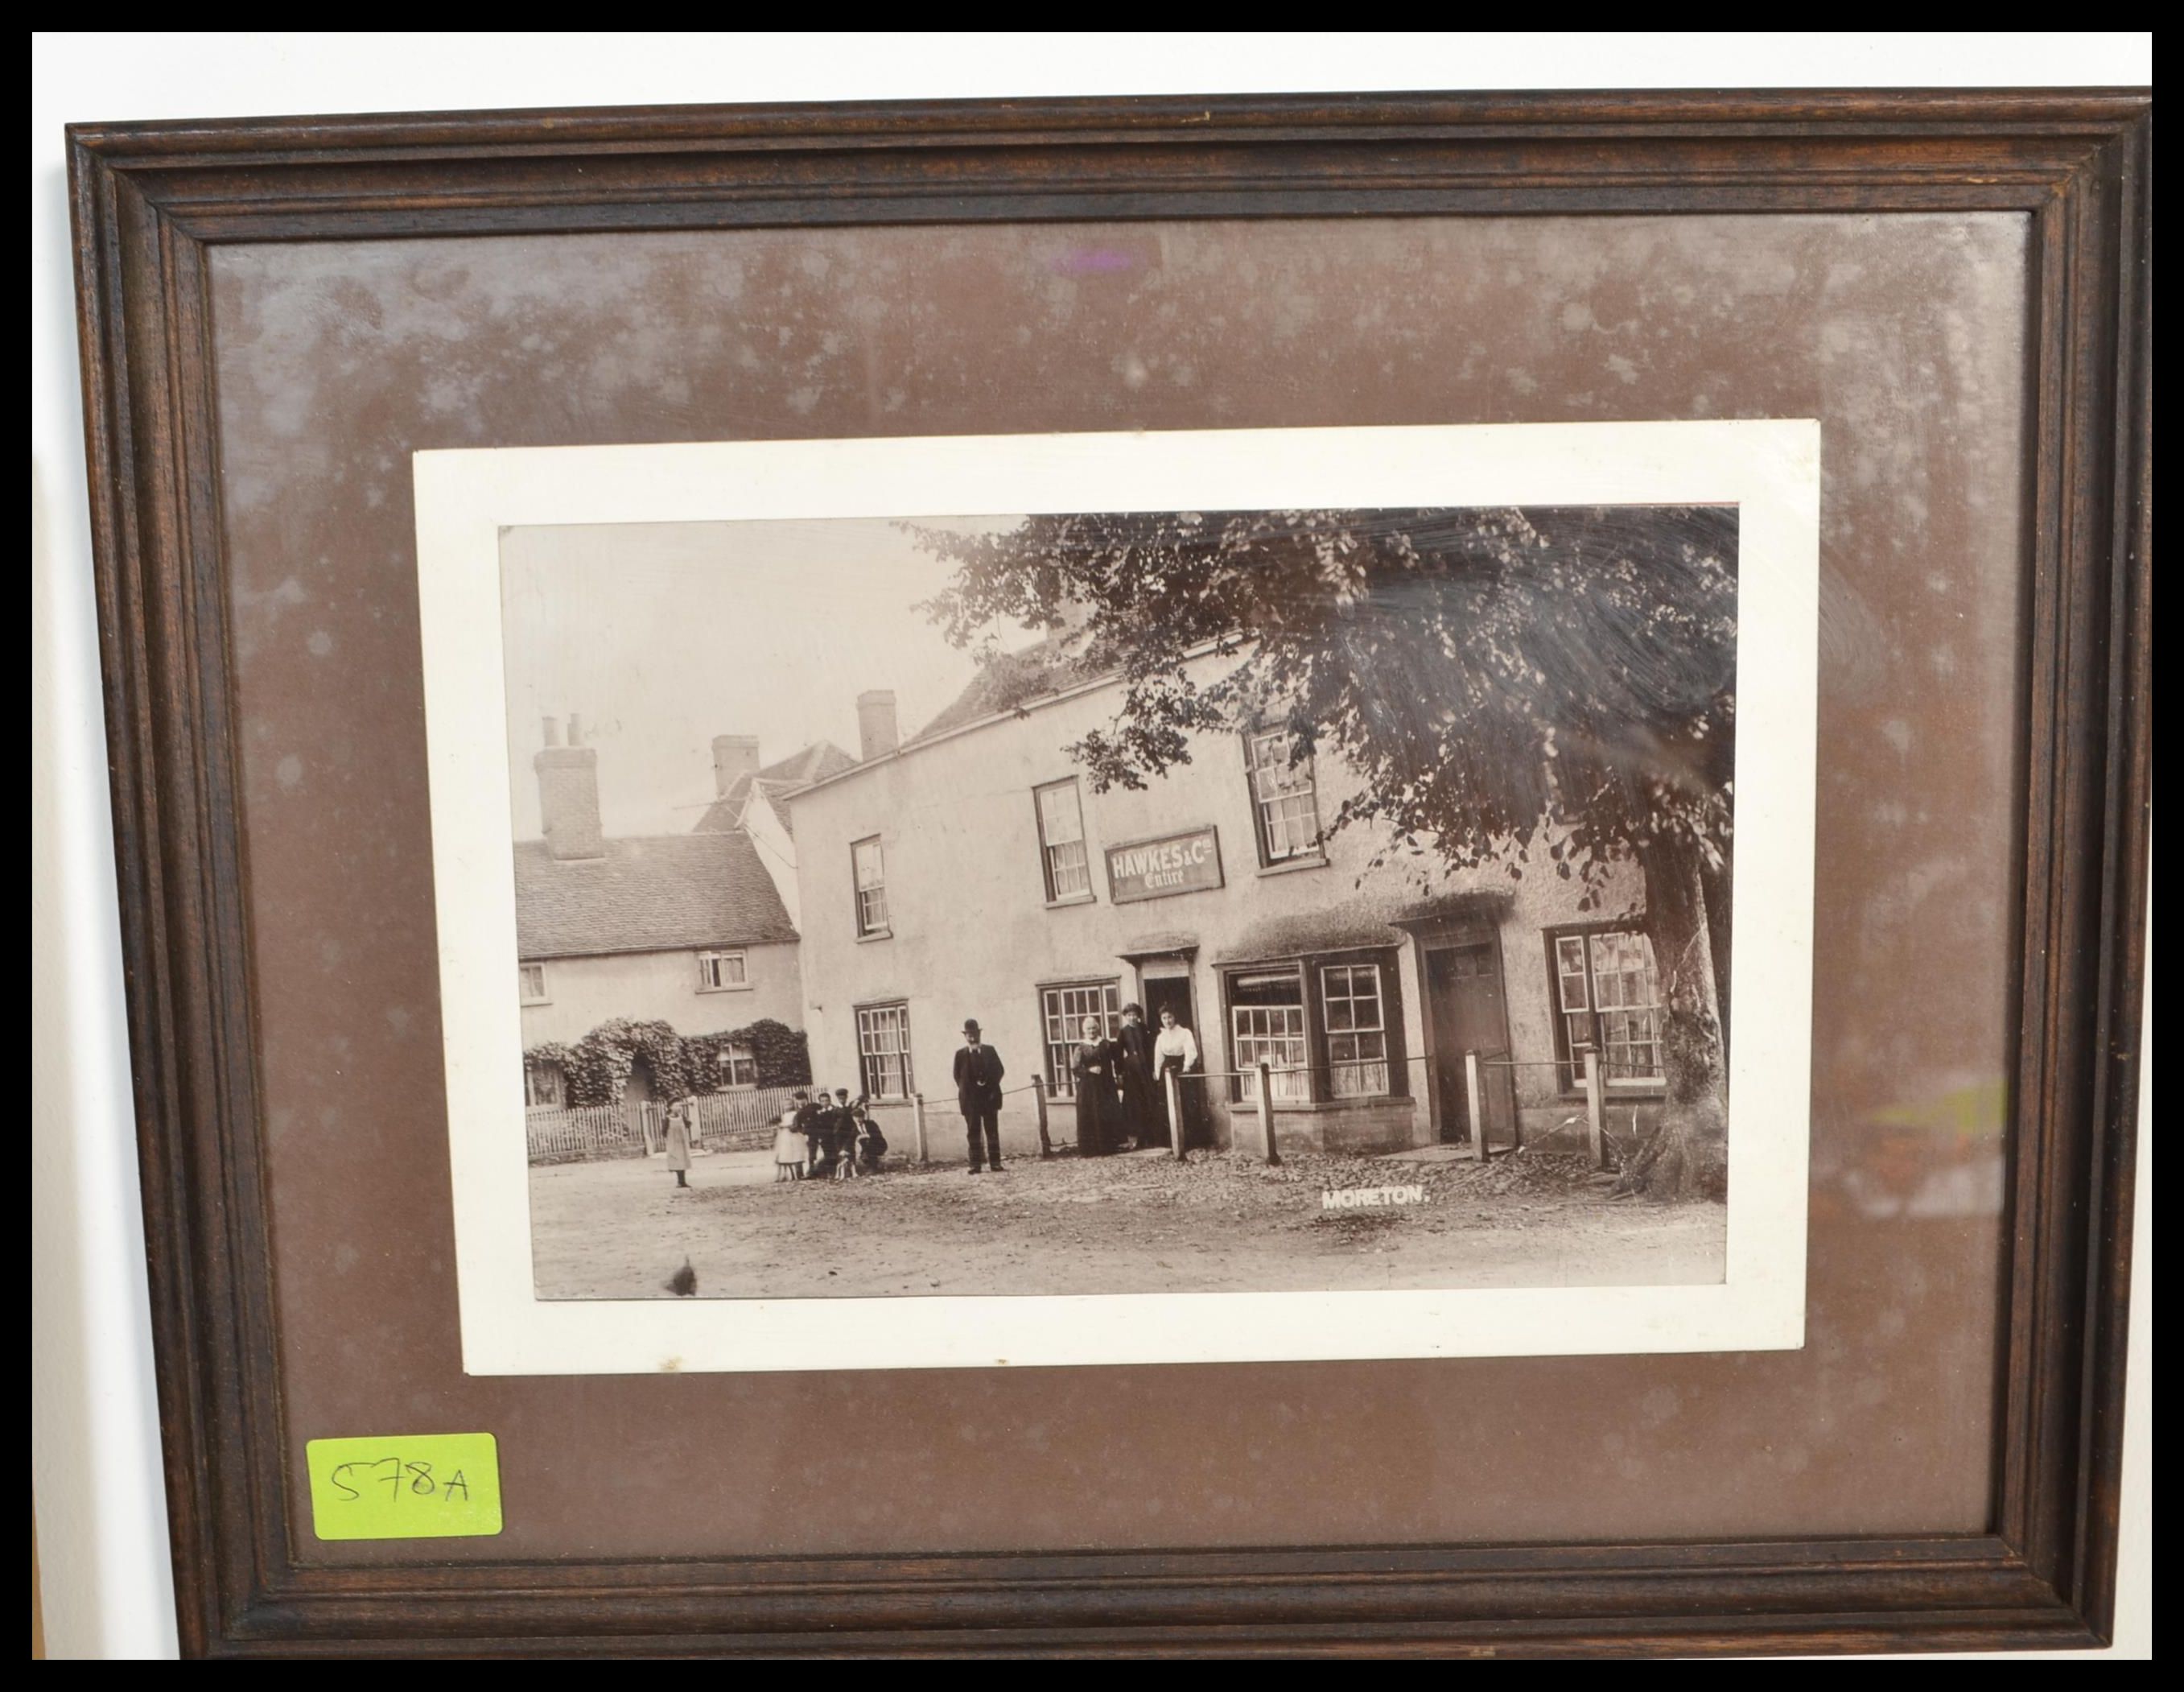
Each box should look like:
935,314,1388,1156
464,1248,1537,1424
1152,1005,1206,1153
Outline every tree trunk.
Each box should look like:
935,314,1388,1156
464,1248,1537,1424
1699,844,1733,1077
1614,832,1729,1201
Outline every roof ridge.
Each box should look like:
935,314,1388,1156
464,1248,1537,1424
758,737,856,785
908,635,1092,745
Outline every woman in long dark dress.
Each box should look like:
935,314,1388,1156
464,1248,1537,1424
1071,1016,1124,1157
1115,1003,1157,1151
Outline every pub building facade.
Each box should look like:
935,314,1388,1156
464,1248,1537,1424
788,652,1670,1161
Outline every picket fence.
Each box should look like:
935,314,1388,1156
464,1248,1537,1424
525,1085,800,1165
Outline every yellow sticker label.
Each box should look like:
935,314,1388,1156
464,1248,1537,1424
306,1434,503,1541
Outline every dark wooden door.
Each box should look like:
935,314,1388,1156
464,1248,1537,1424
1428,943,1509,1145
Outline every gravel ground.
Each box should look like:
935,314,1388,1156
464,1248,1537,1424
530,1145,1726,1300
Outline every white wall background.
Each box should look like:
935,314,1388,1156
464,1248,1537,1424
30,32,2153,1661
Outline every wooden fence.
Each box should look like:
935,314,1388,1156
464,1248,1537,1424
689,1087,801,1151
525,1086,799,1165
525,1104,635,1165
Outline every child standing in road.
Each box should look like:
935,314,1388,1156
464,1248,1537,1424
772,1096,806,1182
663,1096,695,1191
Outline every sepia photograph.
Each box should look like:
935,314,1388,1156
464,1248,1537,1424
509,501,1740,1304
418,423,1815,1372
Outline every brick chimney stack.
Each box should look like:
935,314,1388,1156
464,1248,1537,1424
711,734,761,799
856,690,899,761
534,712,604,860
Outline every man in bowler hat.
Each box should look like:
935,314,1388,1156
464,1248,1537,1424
953,1019,1007,1174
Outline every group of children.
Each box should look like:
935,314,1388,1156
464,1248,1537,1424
772,1086,888,1182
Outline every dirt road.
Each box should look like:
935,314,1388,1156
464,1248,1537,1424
530,1145,1725,1300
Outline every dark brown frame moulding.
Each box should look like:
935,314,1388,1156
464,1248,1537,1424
68,87,2151,1657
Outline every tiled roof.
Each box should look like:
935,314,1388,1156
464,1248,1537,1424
515,832,798,959
762,741,860,788
690,778,789,836
909,635,1086,745
690,741,858,836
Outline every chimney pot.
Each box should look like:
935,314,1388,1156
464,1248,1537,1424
541,715,562,749
855,690,900,761
711,734,761,799
567,712,584,747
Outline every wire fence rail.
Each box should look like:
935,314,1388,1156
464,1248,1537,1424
884,1046,1638,1173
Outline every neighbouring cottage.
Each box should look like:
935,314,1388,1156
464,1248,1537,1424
516,715,804,1108
785,649,1671,1162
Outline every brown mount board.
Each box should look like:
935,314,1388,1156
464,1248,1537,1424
67,89,2149,1657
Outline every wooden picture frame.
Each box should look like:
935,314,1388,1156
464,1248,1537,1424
68,89,2150,1657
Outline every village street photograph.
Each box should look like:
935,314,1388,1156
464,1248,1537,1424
502,501,1737,1302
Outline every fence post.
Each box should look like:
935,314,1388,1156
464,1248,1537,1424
1256,1062,1280,1166
1164,1067,1185,1162
1582,1050,1606,1170
1034,1078,1054,1158
911,1092,929,1166
1465,1050,1486,1162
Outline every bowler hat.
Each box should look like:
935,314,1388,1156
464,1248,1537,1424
962,1018,981,1034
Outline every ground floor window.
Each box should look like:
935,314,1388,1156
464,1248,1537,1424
1224,952,1406,1105
1227,969,1312,1103
1041,980,1121,1096
523,1058,564,1109
856,1002,914,1100
1547,925,1666,1090
719,1042,758,1089
1321,962,1391,1096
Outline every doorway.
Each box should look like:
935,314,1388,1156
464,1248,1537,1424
624,1054,658,1150
1136,967,1198,1149
1426,942,1512,1148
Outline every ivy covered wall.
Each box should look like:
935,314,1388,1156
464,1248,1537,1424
523,1016,811,1107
